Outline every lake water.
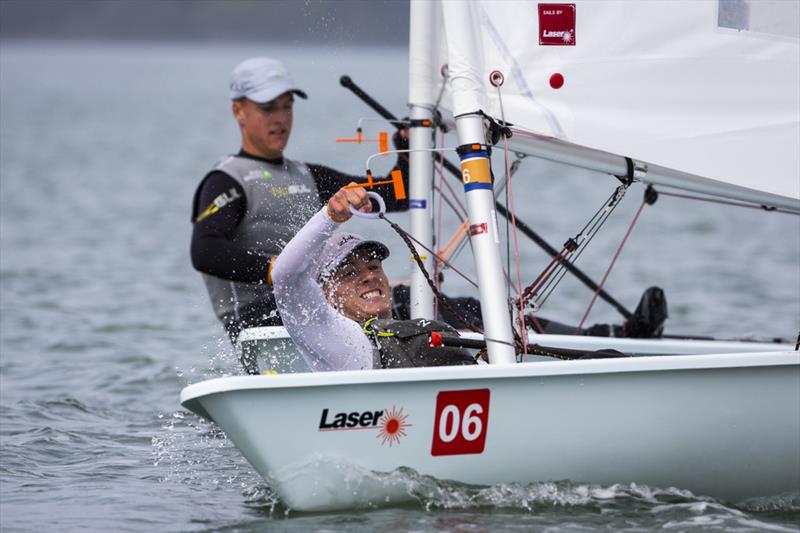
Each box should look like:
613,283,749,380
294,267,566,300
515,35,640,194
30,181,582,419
1,42,798,532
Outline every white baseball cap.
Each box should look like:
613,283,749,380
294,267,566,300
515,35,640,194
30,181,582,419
229,57,308,103
315,232,390,283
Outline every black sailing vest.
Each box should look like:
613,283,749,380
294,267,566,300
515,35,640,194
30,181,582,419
196,155,320,319
362,318,477,369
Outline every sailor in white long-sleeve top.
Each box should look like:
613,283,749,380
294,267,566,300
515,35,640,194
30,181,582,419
272,185,474,372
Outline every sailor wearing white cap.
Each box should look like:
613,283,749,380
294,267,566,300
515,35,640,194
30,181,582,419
190,58,409,352
229,57,308,103
272,185,475,372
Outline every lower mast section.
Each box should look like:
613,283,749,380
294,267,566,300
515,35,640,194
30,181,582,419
455,114,516,364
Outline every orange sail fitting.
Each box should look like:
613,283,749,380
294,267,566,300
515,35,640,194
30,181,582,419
378,131,388,154
438,218,470,262
336,128,390,155
341,169,406,201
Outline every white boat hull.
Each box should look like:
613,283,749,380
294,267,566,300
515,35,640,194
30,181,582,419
181,352,800,511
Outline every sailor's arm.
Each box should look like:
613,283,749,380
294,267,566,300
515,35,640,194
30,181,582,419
190,172,272,282
272,190,374,371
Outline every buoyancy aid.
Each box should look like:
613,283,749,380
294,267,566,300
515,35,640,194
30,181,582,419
195,155,320,319
362,318,477,369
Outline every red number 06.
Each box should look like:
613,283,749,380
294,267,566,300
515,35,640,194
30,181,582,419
431,389,490,456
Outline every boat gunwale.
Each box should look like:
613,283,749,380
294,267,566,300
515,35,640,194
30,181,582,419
180,351,799,406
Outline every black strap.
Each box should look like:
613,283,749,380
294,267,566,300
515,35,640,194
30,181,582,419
615,157,635,186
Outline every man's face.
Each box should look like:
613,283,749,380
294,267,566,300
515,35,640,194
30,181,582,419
324,250,392,323
233,92,294,159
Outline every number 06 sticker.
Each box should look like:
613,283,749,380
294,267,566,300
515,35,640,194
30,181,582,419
431,389,490,456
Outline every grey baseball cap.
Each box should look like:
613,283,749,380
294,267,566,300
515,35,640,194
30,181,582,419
229,57,308,103
315,232,390,283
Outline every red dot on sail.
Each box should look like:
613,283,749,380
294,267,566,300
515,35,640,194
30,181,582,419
550,73,564,89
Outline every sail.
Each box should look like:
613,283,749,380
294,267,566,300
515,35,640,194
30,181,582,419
433,0,800,204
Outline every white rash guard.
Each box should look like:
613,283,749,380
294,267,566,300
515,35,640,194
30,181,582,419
272,208,374,371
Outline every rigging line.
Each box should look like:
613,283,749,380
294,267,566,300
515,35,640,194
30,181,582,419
339,76,634,318
521,247,571,304
656,190,799,216
382,213,526,352
435,159,469,217
525,252,571,310
445,234,472,269
535,261,573,313
495,82,513,303
365,147,456,174
536,186,629,310
432,184,466,221
505,182,512,301
536,197,618,302
381,213,479,290
492,201,633,318
434,132,445,316
575,185,625,243
437,219,470,262
432,148,634,319
356,117,407,129
434,157,525,272
379,213,483,334
526,184,629,310
433,69,448,111
575,197,647,333
502,126,528,356
493,159,521,200
523,187,619,305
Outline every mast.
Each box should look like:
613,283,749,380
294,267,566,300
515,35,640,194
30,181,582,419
407,0,437,318
441,0,516,364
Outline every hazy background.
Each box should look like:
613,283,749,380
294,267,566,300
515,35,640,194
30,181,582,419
1,0,410,44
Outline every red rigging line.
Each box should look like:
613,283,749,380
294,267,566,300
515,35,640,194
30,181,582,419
575,197,648,333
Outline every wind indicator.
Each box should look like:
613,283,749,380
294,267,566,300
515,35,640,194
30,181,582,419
336,128,390,155
341,169,407,202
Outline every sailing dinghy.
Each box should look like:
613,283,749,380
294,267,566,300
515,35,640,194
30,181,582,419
182,0,800,511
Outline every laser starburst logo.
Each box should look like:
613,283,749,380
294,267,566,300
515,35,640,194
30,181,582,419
376,406,411,447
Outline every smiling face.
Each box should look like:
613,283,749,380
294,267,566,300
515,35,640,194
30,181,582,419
323,250,392,323
233,92,294,159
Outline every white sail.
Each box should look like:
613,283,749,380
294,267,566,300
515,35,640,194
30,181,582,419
431,0,800,205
